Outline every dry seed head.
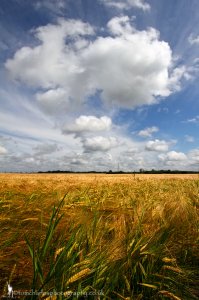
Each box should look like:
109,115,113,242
0,217,11,221
1,205,11,208
66,268,91,284
159,290,182,300
108,241,126,261
21,218,38,223
42,296,57,300
54,247,65,260
72,259,91,269
163,265,183,274
162,257,176,264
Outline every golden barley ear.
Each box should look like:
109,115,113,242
66,268,91,285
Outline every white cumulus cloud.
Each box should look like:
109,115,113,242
145,139,170,152
107,15,135,36
138,126,159,138
0,146,7,154
188,34,199,45
63,115,112,135
159,151,187,167
36,88,70,114
5,16,187,113
71,157,88,165
188,149,199,164
5,19,94,89
168,151,187,161
83,136,118,152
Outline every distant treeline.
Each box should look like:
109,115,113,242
38,169,199,174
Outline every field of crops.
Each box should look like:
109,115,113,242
0,173,199,299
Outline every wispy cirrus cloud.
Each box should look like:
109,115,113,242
185,135,195,143
100,0,150,11
33,143,60,156
185,115,199,124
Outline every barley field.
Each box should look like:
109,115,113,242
0,173,198,299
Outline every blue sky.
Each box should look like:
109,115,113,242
1,0,199,172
